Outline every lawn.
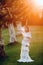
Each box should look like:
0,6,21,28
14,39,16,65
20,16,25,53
0,26,43,65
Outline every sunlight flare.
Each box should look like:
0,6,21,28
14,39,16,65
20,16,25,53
34,0,43,9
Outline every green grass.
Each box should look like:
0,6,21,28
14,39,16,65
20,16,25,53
0,26,43,65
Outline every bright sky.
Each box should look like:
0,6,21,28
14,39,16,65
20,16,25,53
24,0,43,25
34,0,43,9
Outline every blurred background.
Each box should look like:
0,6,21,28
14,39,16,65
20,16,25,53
0,0,43,65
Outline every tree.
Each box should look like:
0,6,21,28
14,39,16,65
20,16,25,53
0,0,6,58
6,7,17,45
0,0,17,46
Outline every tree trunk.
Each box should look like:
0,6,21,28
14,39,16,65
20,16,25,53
8,23,17,45
0,27,6,58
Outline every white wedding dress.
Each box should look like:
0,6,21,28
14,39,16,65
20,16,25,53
17,27,34,62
